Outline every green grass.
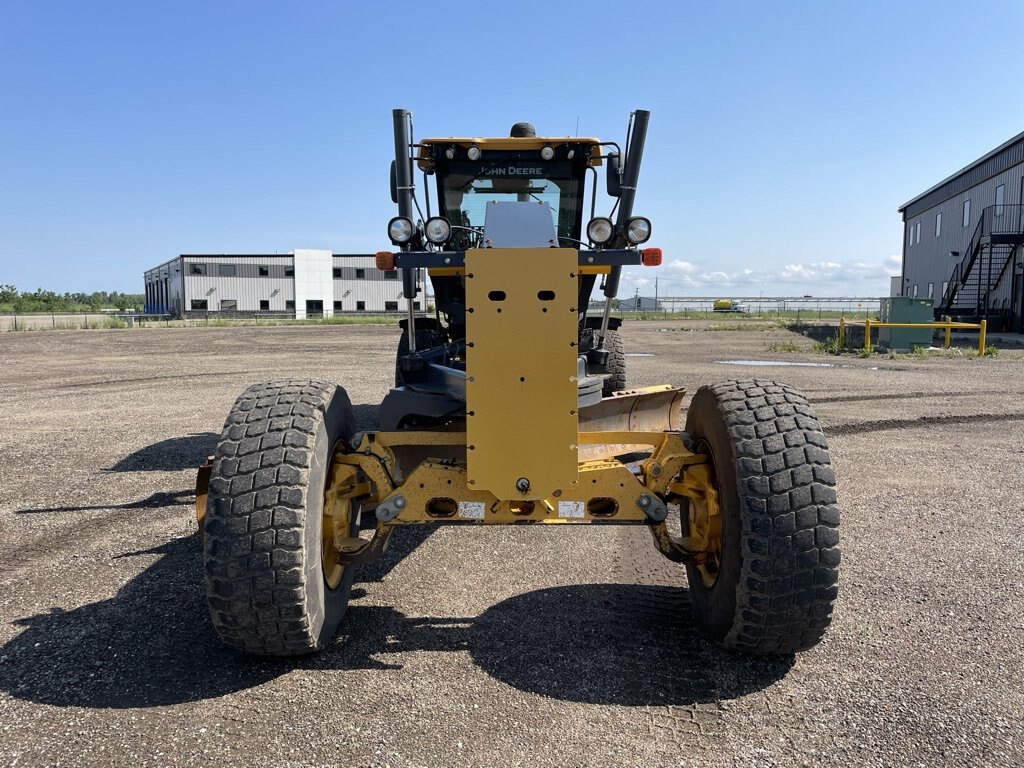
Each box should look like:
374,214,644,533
765,341,804,353
813,336,845,355
620,309,877,321
188,314,401,328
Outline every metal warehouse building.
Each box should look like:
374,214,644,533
899,131,1024,331
144,249,423,317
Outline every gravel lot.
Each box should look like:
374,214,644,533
0,321,1021,767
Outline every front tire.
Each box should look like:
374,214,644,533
684,380,840,654
203,379,357,656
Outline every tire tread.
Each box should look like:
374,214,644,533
204,379,341,656
698,379,840,654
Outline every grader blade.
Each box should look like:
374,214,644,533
577,386,685,460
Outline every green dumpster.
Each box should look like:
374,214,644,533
878,297,935,351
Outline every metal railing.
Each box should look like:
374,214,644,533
940,204,1024,313
839,316,988,357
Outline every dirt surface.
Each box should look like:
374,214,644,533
0,321,1021,767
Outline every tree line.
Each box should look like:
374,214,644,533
0,285,145,313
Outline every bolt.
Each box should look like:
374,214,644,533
638,494,651,508
515,477,531,493
651,464,663,477
552,489,562,497
393,495,406,509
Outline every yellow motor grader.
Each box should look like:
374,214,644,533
196,109,840,657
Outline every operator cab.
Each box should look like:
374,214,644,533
416,134,603,250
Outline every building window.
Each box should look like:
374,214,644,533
356,301,366,311
962,199,971,227
385,271,398,280
927,282,934,299
285,300,295,310
356,268,366,279
220,299,237,310
935,212,941,237
995,184,1005,216
942,281,948,297
259,299,270,311
285,267,294,277
385,301,398,311
413,301,420,310
258,265,269,276
333,301,342,311
915,222,921,244
191,299,208,310
217,264,236,277
912,284,918,298
190,263,206,275
333,267,342,278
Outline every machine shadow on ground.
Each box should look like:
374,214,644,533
99,402,380,475
106,433,220,472
319,583,793,706
0,533,790,710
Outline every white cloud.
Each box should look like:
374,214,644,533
616,255,900,297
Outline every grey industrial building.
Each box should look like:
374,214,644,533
144,249,423,317
899,131,1024,331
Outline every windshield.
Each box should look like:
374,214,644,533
438,157,583,249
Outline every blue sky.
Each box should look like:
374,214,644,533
2,0,1023,297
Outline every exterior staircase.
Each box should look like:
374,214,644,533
939,204,1024,318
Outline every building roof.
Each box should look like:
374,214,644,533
899,130,1024,218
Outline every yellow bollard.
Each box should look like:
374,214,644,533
864,318,871,353
979,319,987,357
839,317,845,348
944,316,951,349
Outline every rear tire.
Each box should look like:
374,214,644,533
203,379,357,656
395,327,448,387
684,380,840,654
581,328,626,396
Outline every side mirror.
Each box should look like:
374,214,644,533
606,152,621,198
390,161,398,204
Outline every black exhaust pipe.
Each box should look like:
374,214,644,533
604,109,650,299
392,109,419,302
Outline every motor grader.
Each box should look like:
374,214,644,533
196,108,840,657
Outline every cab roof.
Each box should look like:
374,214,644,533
417,137,603,169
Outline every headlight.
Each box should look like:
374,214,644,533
540,145,554,160
467,145,481,161
424,216,451,245
626,216,652,245
388,216,414,244
587,217,614,246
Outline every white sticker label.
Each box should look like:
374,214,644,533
558,501,585,518
458,501,485,519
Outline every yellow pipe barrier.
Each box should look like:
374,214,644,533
844,318,989,357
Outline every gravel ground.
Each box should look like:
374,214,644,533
0,321,1021,767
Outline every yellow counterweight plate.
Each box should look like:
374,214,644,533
465,247,579,499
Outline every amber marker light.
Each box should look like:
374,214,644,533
641,248,662,267
375,251,396,271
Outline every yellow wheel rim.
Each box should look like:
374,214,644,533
669,440,722,589
322,452,360,590
321,494,351,590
